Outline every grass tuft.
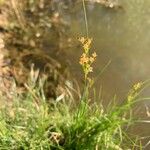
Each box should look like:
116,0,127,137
0,37,145,150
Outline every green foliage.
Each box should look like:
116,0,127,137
0,71,143,149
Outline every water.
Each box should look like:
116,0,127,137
56,0,150,147
59,0,150,100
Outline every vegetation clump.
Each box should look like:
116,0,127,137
0,37,144,150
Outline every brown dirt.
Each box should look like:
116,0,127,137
0,1,71,101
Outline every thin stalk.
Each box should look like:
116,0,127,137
81,0,89,101
82,0,89,37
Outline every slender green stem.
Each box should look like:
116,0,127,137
82,0,89,100
82,0,89,37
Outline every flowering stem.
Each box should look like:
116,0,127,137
82,0,89,38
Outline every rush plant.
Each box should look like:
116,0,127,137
0,36,146,150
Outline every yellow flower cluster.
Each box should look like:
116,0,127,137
78,37,92,54
133,82,142,91
127,82,143,102
78,37,97,80
79,52,97,66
